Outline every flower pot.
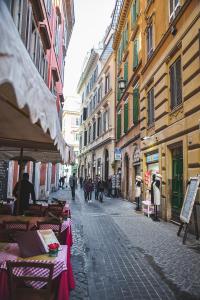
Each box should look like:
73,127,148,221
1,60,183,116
49,249,58,257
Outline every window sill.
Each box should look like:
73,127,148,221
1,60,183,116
170,103,183,115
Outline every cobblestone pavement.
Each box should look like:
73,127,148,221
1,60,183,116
50,188,200,300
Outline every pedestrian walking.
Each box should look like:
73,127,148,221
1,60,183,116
79,176,83,189
107,176,112,197
13,172,36,215
69,173,77,200
88,178,93,203
99,180,104,203
83,178,89,202
94,175,100,200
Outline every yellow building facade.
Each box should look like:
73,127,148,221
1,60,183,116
113,0,200,220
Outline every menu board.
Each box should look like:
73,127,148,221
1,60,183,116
180,177,200,223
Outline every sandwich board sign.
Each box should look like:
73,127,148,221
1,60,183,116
178,176,200,244
180,176,200,223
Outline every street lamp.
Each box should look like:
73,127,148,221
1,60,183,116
118,77,126,92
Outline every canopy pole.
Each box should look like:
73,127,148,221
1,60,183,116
16,147,25,215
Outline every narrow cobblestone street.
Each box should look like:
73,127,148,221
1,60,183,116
50,188,200,300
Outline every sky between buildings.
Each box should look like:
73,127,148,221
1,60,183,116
63,0,116,98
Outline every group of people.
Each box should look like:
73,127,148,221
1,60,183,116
79,176,105,202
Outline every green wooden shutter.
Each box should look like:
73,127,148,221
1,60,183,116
131,1,136,26
124,101,129,133
124,61,128,84
133,39,139,69
133,87,139,124
136,0,140,17
117,112,121,140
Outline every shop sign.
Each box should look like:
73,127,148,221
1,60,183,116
146,153,159,163
115,148,122,161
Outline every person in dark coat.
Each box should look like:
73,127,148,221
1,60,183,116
13,173,36,215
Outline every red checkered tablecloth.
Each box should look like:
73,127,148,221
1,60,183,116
0,243,68,289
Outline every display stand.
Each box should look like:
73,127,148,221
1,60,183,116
177,176,200,244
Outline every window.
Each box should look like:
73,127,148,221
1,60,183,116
133,84,139,125
124,61,128,85
117,110,121,140
83,107,87,121
44,0,52,15
169,0,180,21
88,126,91,143
131,0,140,26
133,38,139,69
117,77,122,102
84,130,87,146
98,85,102,103
105,74,110,94
147,88,154,126
97,114,102,137
75,133,79,141
93,121,96,141
147,23,153,59
82,92,84,103
124,100,129,133
170,57,182,109
75,117,79,126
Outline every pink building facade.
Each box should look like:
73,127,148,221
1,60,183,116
2,0,74,200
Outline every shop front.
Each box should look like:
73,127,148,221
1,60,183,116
144,151,160,202
132,146,141,199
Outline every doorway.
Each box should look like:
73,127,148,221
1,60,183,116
171,146,183,220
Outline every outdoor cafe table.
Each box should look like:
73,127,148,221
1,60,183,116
0,215,73,247
0,243,75,300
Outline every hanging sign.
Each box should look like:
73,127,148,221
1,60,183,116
114,148,122,161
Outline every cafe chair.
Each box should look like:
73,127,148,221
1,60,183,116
4,221,29,231
0,203,12,215
24,204,43,217
47,204,64,217
6,261,54,300
37,220,62,241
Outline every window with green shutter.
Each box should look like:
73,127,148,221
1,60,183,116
124,61,128,85
133,38,139,69
147,88,154,126
124,100,129,133
117,111,121,140
131,0,139,26
133,86,139,125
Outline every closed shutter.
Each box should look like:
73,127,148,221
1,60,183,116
117,112,121,140
124,101,129,133
136,0,140,17
124,61,128,84
117,86,121,102
133,39,138,69
133,87,139,124
147,88,154,126
131,1,136,25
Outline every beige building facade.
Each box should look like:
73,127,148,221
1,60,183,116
78,29,116,181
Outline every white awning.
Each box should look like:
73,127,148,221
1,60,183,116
0,2,69,163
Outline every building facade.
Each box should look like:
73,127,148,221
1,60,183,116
78,28,116,182
3,0,74,199
62,96,81,178
112,0,142,201
139,0,200,221
113,0,200,221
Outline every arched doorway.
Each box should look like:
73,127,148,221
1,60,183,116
124,154,129,198
104,149,109,181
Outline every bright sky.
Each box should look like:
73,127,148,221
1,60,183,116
63,0,116,98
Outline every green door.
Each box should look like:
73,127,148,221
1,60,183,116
171,147,183,218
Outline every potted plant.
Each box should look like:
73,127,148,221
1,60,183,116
48,243,59,257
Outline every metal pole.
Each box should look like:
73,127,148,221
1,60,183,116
16,147,24,215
